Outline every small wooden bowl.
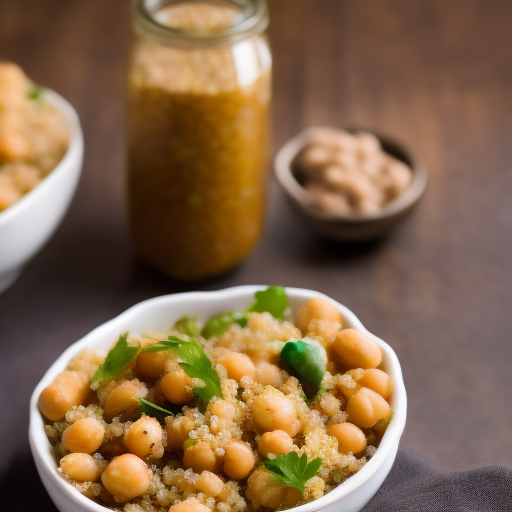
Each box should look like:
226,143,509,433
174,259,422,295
274,127,427,241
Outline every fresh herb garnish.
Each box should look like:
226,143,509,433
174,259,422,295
202,286,288,338
280,339,326,398
263,452,322,492
27,82,43,101
91,332,140,382
174,315,200,338
138,398,174,421
142,336,222,406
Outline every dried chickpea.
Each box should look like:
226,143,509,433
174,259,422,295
210,399,236,420
101,454,151,502
124,415,163,459
39,370,89,421
60,453,103,482
346,387,391,428
223,441,255,480
166,416,196,451
183,441,217,473
169,498,210,512
246,468,302,509
327,422,367,455
332,329,382,369
160,370,194,404
359,368,393,398
257,430,294,457
250,390,301,436
104,380,147,421
136,349,169,379
62,418,105,454
217,351,256,382
195,471,224,497
296,297,342,333
255,361,284,388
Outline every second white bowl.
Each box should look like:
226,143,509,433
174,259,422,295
29,285,407,512
0,88,83,294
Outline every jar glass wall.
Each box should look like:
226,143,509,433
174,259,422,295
127,0,271,280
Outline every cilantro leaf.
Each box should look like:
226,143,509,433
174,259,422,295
91,333,140,382
202,286,288,339
201,311,248,339
138,398,174,422
174,315,200,338
27,82,43,100
142,336,222,406
263,452,322,492
280,340,326,398
247,286,288,320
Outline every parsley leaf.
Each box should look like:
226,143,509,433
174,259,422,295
201,311,248,339
247,286,288,319
202,286,288,338
263,452,322,492
91,333,140,382
138,398,174,421
142,336,222,406
27,82,43,100
174,315,200,338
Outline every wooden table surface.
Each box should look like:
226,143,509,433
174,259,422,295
1,0,511,509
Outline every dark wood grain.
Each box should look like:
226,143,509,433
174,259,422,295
0,1,511,508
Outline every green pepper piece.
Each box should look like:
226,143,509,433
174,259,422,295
280,340,326,398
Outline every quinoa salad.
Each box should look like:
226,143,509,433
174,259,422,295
39,287,394,512
0,62,70,212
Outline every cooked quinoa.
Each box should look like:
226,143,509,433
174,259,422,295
40,289,393,512
0,62,70,212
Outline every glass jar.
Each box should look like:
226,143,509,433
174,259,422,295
127,0,271,280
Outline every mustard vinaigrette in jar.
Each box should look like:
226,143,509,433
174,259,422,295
127,0,271,280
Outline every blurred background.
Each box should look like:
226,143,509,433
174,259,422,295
0,0,511,506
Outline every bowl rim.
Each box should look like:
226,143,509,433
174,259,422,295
274,126,427,224
29,285,407,512
0,87,83,227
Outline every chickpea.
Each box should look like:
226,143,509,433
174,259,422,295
104,380,147,421
166,416,196,451
246,468,302,509
255,362,284,388
169,498,210,512
39,370,89,421
124,415,163,459
101,454,151,502
327,422,367,455
359,369,393,399
346,387,391,428
60,453,103,482
296,297,342,333
250,390,301,436
67,349,103,378
195,471,224,497
257,430,295,457
0,62,27,110
136,349,169,379
210,399,236,421
160,370,194,404
217,352,256,382
223,442,255,480
332,329,382,369
183,441,217,473
62,418,104,454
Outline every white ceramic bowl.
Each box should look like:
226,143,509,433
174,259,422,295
275,127,427,241
0,89,83,293
29,286,407,512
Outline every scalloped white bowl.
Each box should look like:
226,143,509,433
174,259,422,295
29,286,406,512
0,89,83,294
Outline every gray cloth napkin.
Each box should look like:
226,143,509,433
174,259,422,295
363,449,512,512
